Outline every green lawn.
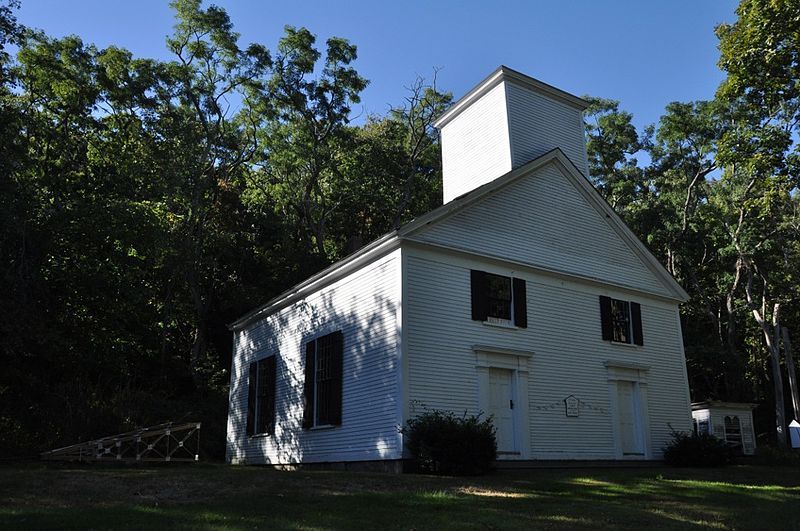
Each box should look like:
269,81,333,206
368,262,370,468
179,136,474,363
0,463,797,530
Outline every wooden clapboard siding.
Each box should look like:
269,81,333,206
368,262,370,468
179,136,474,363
412,161,671,298
699,406,757,455
226,249,402,465
404,248,691,460
440,81,512,203
226,66,692,466
505,80,589,177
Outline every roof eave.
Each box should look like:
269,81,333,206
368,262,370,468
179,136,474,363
433,65,589,129
401,148,690,304
692,400,759,411
227,231,400,331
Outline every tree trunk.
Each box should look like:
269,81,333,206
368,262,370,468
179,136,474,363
744,267,786,445
768,332,787,445
782,327,800,421
723,261,743,398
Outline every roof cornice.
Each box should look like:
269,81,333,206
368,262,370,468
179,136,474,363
400,148,689,303
230,147,689,331
227,232,400,331
691,401,759,410
433,65,589,129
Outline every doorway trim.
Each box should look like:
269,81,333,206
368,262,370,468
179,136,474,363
473,345,533,459
605,360,651,459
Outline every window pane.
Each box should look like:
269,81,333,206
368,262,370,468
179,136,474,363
315,334,335,425
256,359,273,434
486,273,512,320
724,415,742,449
610,299,631,343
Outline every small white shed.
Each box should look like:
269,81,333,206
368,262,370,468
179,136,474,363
691,401,757,455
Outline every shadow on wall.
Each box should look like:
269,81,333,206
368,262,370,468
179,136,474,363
226,281,401,466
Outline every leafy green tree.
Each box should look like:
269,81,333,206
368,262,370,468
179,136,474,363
387,73,451,228
326,74,450,254
583,96,648,213
161,0,272,379
253,26,367,261
714,0,800,444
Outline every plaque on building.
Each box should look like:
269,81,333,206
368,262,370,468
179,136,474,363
564,395,579,417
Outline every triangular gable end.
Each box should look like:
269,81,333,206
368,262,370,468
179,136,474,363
401,149,688,302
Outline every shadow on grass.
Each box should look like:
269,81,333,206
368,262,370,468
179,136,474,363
0,471,800,529
1,466,798,530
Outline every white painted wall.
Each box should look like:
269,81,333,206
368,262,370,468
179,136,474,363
226,249,403,465
440,82,512,203
692,406,756,455
505,81,590,177
439,73,590,206
413,160,672,298
404,246,692,460
226,159,691,464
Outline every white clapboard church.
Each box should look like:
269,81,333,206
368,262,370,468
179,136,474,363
225,66,692,469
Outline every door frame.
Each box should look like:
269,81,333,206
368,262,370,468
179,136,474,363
606,361,651,460
474,345,533,460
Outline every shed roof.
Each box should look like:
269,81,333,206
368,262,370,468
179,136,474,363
691,401,758,411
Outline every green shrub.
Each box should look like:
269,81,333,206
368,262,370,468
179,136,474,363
663,430,735,467
400,408,496,475
753,444,800,466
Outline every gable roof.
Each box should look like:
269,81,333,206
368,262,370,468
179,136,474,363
229,148,688,331
400,148,689,302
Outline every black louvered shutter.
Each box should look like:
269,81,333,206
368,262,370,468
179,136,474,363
471,270,488,321
302,341,316,429
264,356,277,435
513,278,527,328
330,331,344,426
599,296,613,341
246,361,257,436
631,302,644,346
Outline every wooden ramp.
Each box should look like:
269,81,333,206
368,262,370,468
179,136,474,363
41,422,201,463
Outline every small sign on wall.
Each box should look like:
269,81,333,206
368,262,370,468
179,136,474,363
564,395,579,417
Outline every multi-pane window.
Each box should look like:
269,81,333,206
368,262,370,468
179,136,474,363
303,331,344,428
599,296,643,346
246,355,277,437
470,270,527,328
724,415,743,451
610,299,631,343
486,273,512,321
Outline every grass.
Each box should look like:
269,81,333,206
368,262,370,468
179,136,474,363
0,463,798,530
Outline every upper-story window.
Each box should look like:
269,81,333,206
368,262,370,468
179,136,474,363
599,296,643,345
471,270,527,328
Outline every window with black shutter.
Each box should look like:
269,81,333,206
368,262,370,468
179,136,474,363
302,331,343,428
599,296,643,345
470,270,527,328
247,355,278,437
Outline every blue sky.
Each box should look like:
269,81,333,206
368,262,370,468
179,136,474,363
17,0,738,132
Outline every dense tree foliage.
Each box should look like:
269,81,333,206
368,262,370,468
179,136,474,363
0,0,797,458
584,0,800,444
0,0,448,457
